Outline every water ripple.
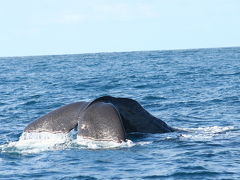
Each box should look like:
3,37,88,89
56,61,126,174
0,47,240,179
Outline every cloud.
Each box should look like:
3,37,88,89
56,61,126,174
56,1,160,24
57,14,88,24
95,2,160,20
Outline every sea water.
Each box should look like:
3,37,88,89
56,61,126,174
0,47,240,179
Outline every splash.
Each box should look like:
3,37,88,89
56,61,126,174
0,132,71,154
0,132,151,154
2,126,233,154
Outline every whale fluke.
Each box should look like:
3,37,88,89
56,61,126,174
23,96,175,142
24,102,88,133
89,96,175,133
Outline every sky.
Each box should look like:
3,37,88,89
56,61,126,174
0,0,240,57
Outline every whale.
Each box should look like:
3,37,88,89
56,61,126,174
24,96,175,142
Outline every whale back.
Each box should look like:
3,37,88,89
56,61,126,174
24,102,88,133
78,101,126,142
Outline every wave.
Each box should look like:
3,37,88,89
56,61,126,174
178,126,236,141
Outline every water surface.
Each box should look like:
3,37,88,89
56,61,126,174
0,47,240,179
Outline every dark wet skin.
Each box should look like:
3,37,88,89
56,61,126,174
24,96,175,142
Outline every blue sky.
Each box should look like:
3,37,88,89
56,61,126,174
0,0,240,57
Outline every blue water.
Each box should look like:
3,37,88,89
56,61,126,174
0,47,240,179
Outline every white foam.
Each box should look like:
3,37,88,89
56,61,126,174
183,126,235,133
1,132,152,154
3,126,233,153
1,132,71,154
76,136,135,149
179,126,236,141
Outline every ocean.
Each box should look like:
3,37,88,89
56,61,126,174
0,47,240,179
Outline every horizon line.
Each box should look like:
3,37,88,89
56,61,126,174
0,46,239,59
